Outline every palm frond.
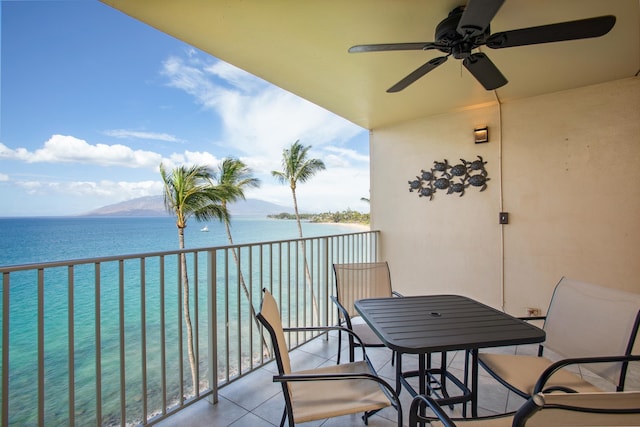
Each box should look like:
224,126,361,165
272,140,326,186
218,158,260,204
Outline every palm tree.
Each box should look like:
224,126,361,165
272,140,325,323
160,162,227,396
271,140,326,238
214,158,267,352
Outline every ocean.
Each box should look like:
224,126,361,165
0,216,366,425
0,216,366,267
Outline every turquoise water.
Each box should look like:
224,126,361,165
0,216,365,425
0,216,363,266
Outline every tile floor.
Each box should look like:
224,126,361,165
156,332,640,427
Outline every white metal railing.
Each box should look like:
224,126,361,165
0,230,379,426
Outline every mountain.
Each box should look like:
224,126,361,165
81,195,294,217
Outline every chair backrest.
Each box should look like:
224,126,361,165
256,289,292,376
333,262,393,318
543,277,640,383
513,391,640,426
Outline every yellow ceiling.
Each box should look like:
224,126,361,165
101,0,639,130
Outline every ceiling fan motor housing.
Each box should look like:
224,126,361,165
435,7,465,46
435,6,490,58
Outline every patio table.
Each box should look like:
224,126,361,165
354,294,545,417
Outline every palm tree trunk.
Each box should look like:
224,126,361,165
292,187,304,239
179,227,198,396
291,188,319,325
223,221,270,356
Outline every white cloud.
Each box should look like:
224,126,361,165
0,143,17,158
16,179,162,199
245,165,370,212
162,55,363,163
104,129,183,143
0,173,9,181
1,135,163,168
322,146,370,168
163,150,221,170
1,136,223,173
204,61,264,93
323,146,369,163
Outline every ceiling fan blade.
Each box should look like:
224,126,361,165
387,56,448,93
463,52,507,90
486,15,616,49
457,0,505,37
349,42,441,53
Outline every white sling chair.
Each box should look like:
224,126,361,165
332,262,401,363
479,277,640,397
411,388,640,427
256,288,402,426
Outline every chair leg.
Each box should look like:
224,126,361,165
349,336,356,363
337,328,342,364
363,407,383,425
279,408,286,427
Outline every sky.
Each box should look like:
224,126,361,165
0,0,371,217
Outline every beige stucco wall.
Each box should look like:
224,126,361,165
371,77,640,316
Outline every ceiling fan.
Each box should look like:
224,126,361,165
348,0,616,92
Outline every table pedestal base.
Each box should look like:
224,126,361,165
397,350,478,418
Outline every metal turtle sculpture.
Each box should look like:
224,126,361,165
420,169,435,182
408,178,422,192
463,155,488,176
409,155,489,201
433,177,450,190
432,159,450,178
449,162,468,178
419,186,435,200
447,181,466,197
468,174,490,191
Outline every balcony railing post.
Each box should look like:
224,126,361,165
207,249,218,404
2,272,9,427
37,268,44,427
323,237,330,334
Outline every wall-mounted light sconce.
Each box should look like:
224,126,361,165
474,126,489,144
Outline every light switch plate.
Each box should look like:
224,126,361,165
499,212,509,224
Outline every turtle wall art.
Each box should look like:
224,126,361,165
408,156,489,201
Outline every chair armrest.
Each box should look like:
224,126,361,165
274,371,387,386
330,295,353,326
533,354,640,394
283,325,369,358
410,394,520,427
517,315,546,321
410,394,457,427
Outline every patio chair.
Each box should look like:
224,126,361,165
332,262,402,364
478,277,640,397
256,288,402,427
410,387,640,426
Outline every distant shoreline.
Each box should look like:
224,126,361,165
314,221,369,230
267,210,370,226
264,217,370,229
